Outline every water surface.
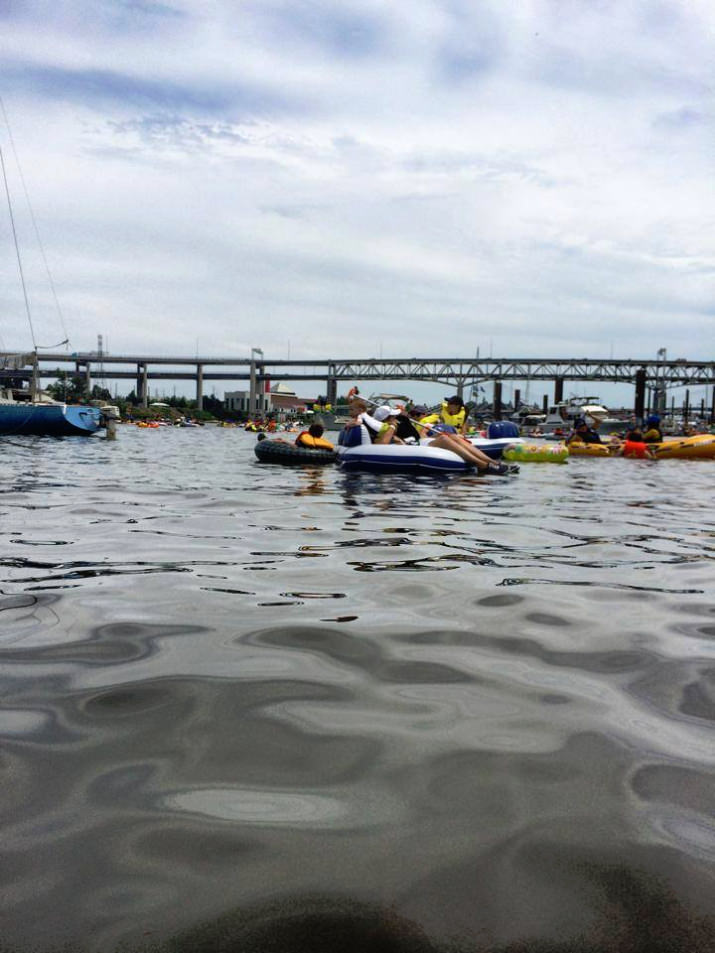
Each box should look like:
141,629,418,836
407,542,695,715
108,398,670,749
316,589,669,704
1,427,714,952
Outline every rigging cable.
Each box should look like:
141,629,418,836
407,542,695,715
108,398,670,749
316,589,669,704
0,144,36,351
0,95,70,349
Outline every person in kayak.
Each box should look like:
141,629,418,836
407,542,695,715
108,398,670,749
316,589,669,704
642,414,663,443
567,417,602,445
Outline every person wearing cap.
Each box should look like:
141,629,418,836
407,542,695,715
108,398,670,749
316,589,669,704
440,395,469,434
372,405,410,445
406,406,515,473
567,417,602,445
642,414,663,443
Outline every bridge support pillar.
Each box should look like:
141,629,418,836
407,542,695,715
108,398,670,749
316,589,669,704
196,364,203,411
514,388,521,412
493,381,502,420
326,376,337,407
84,362,92,396
137,363,148,408
634,367,646,424
249,361,257,417
554,377,564,403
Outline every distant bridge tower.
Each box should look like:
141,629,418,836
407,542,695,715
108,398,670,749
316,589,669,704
96,334,105,393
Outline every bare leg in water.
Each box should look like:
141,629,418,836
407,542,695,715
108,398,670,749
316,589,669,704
427,433,514,472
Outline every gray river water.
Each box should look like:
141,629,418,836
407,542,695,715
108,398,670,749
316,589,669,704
1,426,714,952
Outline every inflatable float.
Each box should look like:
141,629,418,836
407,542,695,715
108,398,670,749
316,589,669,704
254,438,337,465
503,442,569,464
567,441,614,457
337,425,521,473
652,434,715,460
559,434,715,460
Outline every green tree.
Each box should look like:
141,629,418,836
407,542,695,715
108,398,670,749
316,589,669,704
47,371,89,403
90,384,113,402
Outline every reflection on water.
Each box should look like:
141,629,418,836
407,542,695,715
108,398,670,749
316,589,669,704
0,429,714,952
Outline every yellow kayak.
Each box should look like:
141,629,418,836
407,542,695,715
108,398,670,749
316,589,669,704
652,435,715,459
567,441,613,457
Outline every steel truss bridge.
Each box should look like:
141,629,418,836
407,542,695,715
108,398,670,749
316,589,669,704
2,352,713,411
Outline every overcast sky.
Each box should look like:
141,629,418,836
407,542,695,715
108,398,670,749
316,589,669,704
0,0,713,405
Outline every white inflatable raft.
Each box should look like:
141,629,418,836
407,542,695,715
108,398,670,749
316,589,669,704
337,426,523,473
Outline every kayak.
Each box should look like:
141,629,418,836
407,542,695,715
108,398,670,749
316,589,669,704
567,442,613,457
563,434,715,460
254,439,337,465
652,434,715,460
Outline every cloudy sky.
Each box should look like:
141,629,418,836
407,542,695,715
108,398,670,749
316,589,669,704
0,0,712,403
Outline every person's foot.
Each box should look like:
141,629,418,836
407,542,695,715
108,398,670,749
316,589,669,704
485,462,519,475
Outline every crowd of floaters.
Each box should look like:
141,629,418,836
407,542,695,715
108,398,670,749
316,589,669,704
123,397,715,463
251,395,715,466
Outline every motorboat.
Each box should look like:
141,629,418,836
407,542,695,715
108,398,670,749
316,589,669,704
541,396,622,438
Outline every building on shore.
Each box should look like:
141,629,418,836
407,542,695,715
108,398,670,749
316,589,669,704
224,382,314,417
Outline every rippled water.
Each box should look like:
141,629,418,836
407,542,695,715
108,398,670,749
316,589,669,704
1,427,714,952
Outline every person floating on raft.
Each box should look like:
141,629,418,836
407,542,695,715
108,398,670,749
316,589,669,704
418,394,469,435
345,397,518,474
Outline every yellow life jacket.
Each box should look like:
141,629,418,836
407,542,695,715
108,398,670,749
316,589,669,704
440,403,466,429
296,431,334,450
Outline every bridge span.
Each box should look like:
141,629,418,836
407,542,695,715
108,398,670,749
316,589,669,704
2,352,713,416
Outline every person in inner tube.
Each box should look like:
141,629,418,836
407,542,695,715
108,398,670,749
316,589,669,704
295,422,334,451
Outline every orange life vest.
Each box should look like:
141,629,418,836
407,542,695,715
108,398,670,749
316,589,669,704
622,439,650,459
295,431,334,450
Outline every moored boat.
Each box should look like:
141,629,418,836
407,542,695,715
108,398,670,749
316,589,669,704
542,396,615,437
0,385,104,437
1,141,106,438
